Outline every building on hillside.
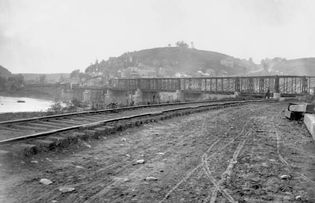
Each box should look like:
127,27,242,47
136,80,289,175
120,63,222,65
220,58,235,68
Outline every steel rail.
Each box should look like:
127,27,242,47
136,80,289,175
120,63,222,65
0,100,262,145
0,99,248,125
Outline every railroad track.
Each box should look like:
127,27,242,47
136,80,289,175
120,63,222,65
0,99,263,147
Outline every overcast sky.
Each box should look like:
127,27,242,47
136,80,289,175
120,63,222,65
0,0,315,73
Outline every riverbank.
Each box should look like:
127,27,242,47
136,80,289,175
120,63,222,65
0,90,55,101
0,96,54,116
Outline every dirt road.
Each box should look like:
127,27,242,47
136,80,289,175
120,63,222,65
1,102,315,202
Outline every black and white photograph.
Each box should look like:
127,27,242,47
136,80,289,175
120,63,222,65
0,0,315,202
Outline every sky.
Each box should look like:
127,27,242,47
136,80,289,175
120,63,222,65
0,0,315,73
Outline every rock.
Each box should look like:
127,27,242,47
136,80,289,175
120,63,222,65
126,154,130,157
40,178,53,185
280,175,291,180
58,186,75,193
121,138,127,142
289,104,307,112
295,195,302,200
31,160,38,164
157,152,165,155
134,159,145,165
46,158,52,162
145,176,158,181
75,165,85,169
304,114,315,139
82,142,91,148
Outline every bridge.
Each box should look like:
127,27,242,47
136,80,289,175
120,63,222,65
107,75,315,104
23,75,315,106
109,75,315,95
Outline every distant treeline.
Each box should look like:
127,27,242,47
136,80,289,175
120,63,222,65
0,74,24,92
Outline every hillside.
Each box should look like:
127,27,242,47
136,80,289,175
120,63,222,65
0,65,12,78
85,47,258,77
22,73,70,84
271,58,315,76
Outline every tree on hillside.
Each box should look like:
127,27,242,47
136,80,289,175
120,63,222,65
0,76,7,90
176,41,189,48
39,75,46,84
70,69,80,78
7,74,24,91
58,75,65,83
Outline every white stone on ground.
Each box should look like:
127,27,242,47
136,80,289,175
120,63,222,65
304,114,315,140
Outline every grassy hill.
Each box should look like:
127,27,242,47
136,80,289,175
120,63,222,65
271,58,315,76
0,65,12,78
21,73,70,84
134,47,251,75
86,47,258,77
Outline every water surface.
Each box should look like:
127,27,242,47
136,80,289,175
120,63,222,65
0,96,54,113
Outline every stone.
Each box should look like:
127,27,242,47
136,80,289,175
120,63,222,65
58,186,75,193
40,178,53,185
280,175,291,180
144,176,158,181
134,159,145,165
295,195,302,200
289,104,307,112
304,114,315,140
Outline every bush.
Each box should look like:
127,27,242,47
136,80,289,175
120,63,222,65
47,102,63,114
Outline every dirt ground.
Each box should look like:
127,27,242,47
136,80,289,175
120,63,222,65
1,102,315,203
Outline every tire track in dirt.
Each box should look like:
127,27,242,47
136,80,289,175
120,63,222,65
3,103,275,203
86,109,230,202
272,111,315,186
207,133,250,203
222,103,315,202
159,104,265,202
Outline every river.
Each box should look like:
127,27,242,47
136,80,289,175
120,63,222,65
0,96,54,113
